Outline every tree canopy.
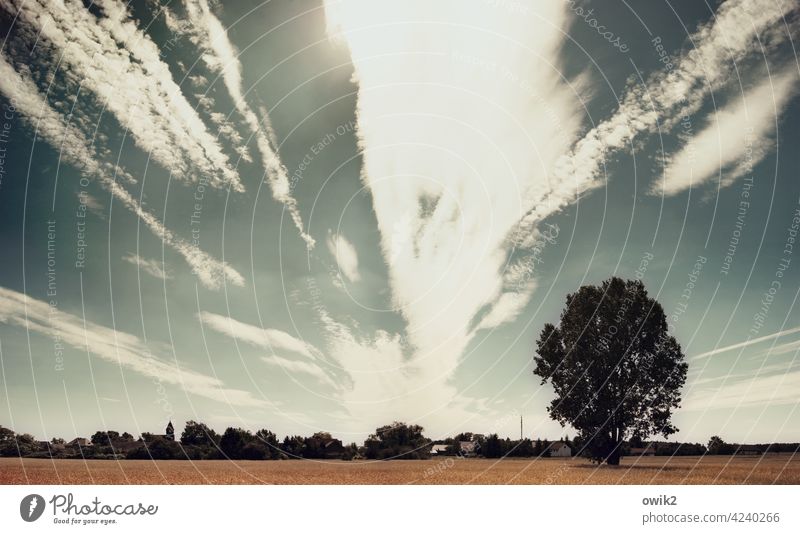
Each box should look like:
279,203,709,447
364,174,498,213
534,277,688,465
364,422,431,459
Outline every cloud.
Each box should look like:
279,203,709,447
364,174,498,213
198,311,322,361
2,0,245,191
0,55,245,290
261,355,339,389
180,0,315,248
0,286,265,407
684,365,800,411
693,326,800,360
656,68,798,196
327,232,361,283
764,339,800,356
122,253,172,281
199,311,341,391
324,0,584,416
320,0,796,430
476,281,537,331
521,0,796,219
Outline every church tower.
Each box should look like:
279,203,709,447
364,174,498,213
165,421,175,441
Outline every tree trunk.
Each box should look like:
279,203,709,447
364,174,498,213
606,445,621,466
606,427,622,465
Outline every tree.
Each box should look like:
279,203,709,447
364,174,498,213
16,433,39,456
180,421,219,449
241,442,267,460
571,434,585,456
533,277,687,465
303,433,327,459
219,428,252,459
90,430,121,448
126,437,181,460
364,422,431,459
483,434,505,458
628,434,645,448
255,429,280,459
506,438,534,457
0,426,17,457
539,439,551,458
341,443,359,461
707,436,730,455
281,435,305,458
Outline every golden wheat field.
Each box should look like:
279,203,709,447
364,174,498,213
1,455,798,484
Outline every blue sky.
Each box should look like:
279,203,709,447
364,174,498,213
0,0,799,445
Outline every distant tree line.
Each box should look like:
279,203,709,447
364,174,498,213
1,423,796,461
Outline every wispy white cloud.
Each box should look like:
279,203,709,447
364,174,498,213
519,0,796,232
693,326,800,360
122,253,172,281
0,286,264,407
261,355,339,389
684,366,800,411
180,0,316,248
324,1,584,420
327,232,361,283
476,281,536,331
657,68,798,196
764,339,800,356
198,311,323,362
0,56,245,290
2,0,245,191
199,311,340,391
308,281,510,435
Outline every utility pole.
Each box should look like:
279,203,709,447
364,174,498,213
520,415,523,440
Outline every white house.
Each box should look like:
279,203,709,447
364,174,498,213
548,441,571,457
430,444,449,455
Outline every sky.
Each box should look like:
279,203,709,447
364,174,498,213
0,0,799,445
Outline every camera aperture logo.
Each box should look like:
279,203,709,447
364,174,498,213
20,494,45,522
19,493,159,525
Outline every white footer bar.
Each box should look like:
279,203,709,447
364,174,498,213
1,485,796,533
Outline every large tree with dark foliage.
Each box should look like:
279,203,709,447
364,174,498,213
180,421,219,448
364,422,431,459
533,277,687,465
219,428,252,459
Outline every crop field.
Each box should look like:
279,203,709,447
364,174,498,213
1,455,798,484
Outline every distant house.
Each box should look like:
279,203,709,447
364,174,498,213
67,438,90,448
736,446,762,456
548,441,572,457
431,444,449,455
459,441,477,456
321,438,344,459
629,444,656,456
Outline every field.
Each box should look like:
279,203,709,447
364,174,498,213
1,455,798,484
